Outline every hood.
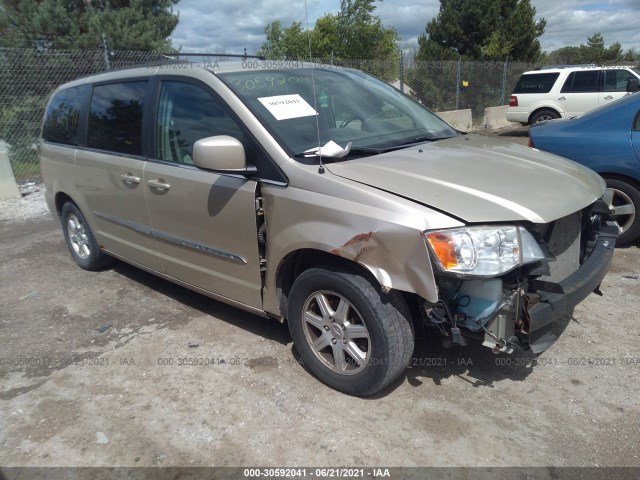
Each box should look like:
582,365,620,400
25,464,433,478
326,134,604,224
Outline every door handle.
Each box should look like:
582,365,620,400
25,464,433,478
147,179,171,191
120,173,140,185
558,96,566,101
604,95,614,100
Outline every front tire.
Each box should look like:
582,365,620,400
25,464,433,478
287,266,414,396
61,202,114,270
603,178,640,247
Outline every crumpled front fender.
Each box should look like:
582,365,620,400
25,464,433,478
330,229,439,303
260,180,462,316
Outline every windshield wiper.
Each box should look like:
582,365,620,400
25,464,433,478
397,134,455,145
293,134,456,160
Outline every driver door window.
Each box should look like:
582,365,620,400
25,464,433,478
604,70,636,92
156,81,243,164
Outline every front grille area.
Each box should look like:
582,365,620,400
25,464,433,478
536,211,582,283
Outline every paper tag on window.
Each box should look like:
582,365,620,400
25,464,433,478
257,94,317,121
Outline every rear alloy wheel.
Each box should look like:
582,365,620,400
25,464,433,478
288,267,414,396
61,202,114,270
530,109,559,124
603,179,640,247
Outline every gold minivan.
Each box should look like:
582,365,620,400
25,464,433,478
40,62,618,395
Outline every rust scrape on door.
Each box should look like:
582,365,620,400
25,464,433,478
331,232,373,262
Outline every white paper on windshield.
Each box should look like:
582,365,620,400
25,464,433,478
258,94,317,120
304,141,352,158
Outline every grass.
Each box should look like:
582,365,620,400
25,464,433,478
11,160,40,183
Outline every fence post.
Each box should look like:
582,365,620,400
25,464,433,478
501,58,508,105
455,56,461,110
399,50,404,93
101,33,110,71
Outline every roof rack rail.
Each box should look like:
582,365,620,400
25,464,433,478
66,52,267,78
537,64,597,70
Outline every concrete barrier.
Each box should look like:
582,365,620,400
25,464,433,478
482,105,517,130
0,141,21,200
436,109,473,132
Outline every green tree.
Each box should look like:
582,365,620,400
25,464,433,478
0,0,180,51
258,0,398,60
335,0,398,59
258,20,308,59
417,0,546,61
548,33,624,65
622,49,639,63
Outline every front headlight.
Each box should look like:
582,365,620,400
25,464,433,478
425,225,545,276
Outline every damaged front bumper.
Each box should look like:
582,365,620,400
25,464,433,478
425,203,619,356
483,216,618,355
524,228,617,353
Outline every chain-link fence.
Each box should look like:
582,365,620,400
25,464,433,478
0,48,178,184
404,57,537,119
0,47,536,184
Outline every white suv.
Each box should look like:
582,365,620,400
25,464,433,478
507,65,640,125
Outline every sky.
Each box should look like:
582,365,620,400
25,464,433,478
169,0,640,56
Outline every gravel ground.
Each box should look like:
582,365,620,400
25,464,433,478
0,187,49,223
0,138,639,477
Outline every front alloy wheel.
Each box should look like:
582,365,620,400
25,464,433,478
302,291,371,375
288,266,414,396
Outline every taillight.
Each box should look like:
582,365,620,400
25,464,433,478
509,95,518,107
528,137,534,148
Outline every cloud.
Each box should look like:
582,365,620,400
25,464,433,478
171,0,321,53
375,1,439,48
170,0,640,55
533,1,640,52
171,0,437,54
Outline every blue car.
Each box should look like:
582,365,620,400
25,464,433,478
529,91,640,247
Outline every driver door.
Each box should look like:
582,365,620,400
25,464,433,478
143,79,263,309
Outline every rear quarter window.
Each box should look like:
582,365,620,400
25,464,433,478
513,73,560,94
42,86,88,145
87,81,147,156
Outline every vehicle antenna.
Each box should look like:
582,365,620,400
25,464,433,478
304,0,324,174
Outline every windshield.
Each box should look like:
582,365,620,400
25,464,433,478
218,67,458,158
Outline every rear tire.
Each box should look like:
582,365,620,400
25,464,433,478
287,266,414,396
530,109,559,124
603,178,640,247
61,202,114,270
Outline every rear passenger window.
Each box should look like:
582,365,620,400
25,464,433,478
156,81,243,164
561,71,601,93
88,81,147,156
513,73,559,94
42,86,87,145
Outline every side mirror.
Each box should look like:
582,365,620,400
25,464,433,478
626,78,639,93
193,135,257,178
